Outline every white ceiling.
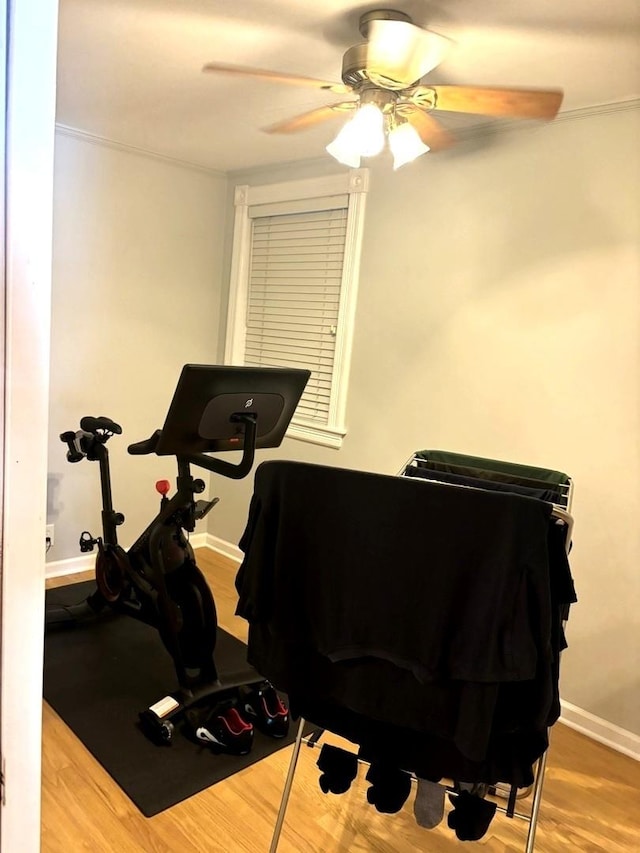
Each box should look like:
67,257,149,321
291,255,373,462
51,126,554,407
56,0,640,172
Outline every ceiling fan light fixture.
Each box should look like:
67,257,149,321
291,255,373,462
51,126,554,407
388,121,430,169
326,102,385,166
325,125,361,168
349,103,386,157
203,12,564,164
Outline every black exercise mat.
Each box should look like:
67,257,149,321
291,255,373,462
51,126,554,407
44,581,304,817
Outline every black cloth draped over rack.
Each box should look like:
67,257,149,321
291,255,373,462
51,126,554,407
410,449,571,508
235,460,576,787
404,465,562,504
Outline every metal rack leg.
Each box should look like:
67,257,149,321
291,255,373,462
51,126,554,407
269,717,306,853
525,751,548,853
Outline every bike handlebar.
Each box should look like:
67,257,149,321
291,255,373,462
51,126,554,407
128,430,161,455
182,414,257,479
126,415,258,479
62,413,258,480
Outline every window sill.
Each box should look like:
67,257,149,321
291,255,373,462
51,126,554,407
286,420,346,449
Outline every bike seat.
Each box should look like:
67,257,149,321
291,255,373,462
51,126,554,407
128,429,162,455
80,416,122,435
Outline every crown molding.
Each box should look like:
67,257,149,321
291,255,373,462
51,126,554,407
228,99,640,174
226,155,339,182
454,97,640,143
555,97,640,121
57,98,639,177
54,123,227,177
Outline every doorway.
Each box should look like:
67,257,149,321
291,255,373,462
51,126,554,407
1,1,58,850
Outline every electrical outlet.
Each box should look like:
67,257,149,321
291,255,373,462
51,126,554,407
46,523,55,548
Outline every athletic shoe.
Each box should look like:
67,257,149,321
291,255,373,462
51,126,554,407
240,681,290,738
189,704,254,755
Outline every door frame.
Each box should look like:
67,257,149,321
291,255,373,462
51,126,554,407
1,1,58,849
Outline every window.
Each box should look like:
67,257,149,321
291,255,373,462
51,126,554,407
225,169,369,448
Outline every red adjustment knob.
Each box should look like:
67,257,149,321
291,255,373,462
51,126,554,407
156,479,171,496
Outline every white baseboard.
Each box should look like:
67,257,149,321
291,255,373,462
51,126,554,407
46,553,96,579
45,531,211,580
188,532,209,550
203,533,243,563
45,537,640,763
560,701,640,761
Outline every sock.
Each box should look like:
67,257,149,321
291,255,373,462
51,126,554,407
316,744,358,794
447,791,497,841
414,778,445,829
365,762,412,814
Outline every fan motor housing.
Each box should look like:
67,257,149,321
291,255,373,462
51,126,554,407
341,43,370,89
341,40,421,92
358,9,412,37
342,10,423,90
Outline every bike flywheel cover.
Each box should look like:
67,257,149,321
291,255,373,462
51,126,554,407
96,545,129,602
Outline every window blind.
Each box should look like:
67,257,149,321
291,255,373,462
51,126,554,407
245,206,348,425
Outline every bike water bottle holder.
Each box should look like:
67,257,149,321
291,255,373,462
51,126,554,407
194,496,220,521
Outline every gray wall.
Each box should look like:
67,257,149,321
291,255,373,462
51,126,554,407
210,105,640,736
47,132,228,559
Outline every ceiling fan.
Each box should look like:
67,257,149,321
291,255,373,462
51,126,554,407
202,9,564,168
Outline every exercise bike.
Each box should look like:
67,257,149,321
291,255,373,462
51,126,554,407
47,364,309,750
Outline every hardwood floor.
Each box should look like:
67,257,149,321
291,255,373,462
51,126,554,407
42,549,640,852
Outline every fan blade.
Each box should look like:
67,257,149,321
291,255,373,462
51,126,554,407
403,109,455,152
263,102,358,134
202,62,350,94
433,85,563,120
366,20,450,89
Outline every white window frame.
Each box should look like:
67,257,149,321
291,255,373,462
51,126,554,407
225,169,369,449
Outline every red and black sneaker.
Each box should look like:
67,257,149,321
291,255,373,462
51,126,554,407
240,681,290,739
190,704,254,755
